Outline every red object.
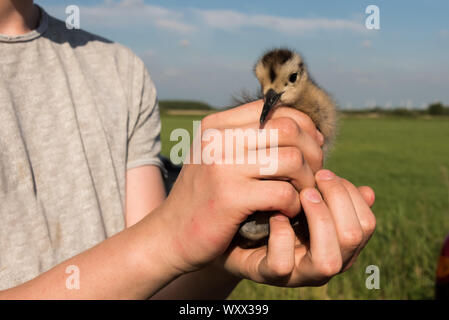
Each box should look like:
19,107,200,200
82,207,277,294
436,233,449,299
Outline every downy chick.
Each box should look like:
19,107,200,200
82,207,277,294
256,48,337,149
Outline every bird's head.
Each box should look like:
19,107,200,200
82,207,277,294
254,48,308,124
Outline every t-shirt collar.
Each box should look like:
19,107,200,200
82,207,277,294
0,4,48,43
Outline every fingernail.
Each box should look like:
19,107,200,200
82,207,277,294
273,214,289,221
317,169,335,180
304,189,322,203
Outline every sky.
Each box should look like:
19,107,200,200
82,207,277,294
36,0,449,109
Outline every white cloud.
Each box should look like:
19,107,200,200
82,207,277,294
47,1,365,36
43,0,369,39
195,9,366,34
196,9,246,30
48,0,196,34
104,0,175,18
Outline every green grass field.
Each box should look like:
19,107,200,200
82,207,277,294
160,114,449,299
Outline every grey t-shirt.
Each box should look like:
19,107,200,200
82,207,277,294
0,6,163,289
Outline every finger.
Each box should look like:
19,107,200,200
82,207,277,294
202,100,264,129
316,131,325,148
258,214,296,280
245,117,323,173
204,100,321,146
242,180,301,219
228,116,320,156
233,147,315,191
296,188,342,283
342,181,377,241
339,180,377,271
315,170,364,263
268,107,322,147
203,117,323,173
358,186,375,208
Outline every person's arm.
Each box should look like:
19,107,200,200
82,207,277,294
0,205,181,299
151,260,240,300
125,165,241,299
125,165,166,227
0,165,239,300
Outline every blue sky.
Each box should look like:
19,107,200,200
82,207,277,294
36,0,449,109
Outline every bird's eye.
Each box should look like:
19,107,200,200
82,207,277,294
289,73,298,83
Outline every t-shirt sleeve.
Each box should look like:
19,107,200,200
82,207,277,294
126,55,166,175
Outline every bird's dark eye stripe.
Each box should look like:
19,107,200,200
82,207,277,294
289,73,298,83
270,67,276,82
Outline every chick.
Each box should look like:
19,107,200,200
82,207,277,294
256,48,337,149
236,48,338,247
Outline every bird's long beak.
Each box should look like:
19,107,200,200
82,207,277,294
260,89,282,125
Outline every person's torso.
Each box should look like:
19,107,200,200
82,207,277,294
0,7,139,289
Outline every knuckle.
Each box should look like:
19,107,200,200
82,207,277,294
315,255,342,277
361,212,377,234
268,260,293,278
292,111,316,134
309,151,324,174
340,229,364,248
277,183,297,203
276,117,301,138
296,110,314,126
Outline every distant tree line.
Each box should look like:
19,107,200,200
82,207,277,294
342,102,449,116
427,102,449,115
158,99,449,117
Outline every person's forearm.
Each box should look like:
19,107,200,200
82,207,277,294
0,209,180,299
151,260,241,300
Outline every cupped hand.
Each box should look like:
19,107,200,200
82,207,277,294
221,171,376,287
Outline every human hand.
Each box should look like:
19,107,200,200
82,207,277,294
154,100,323,275
221,171,376,287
